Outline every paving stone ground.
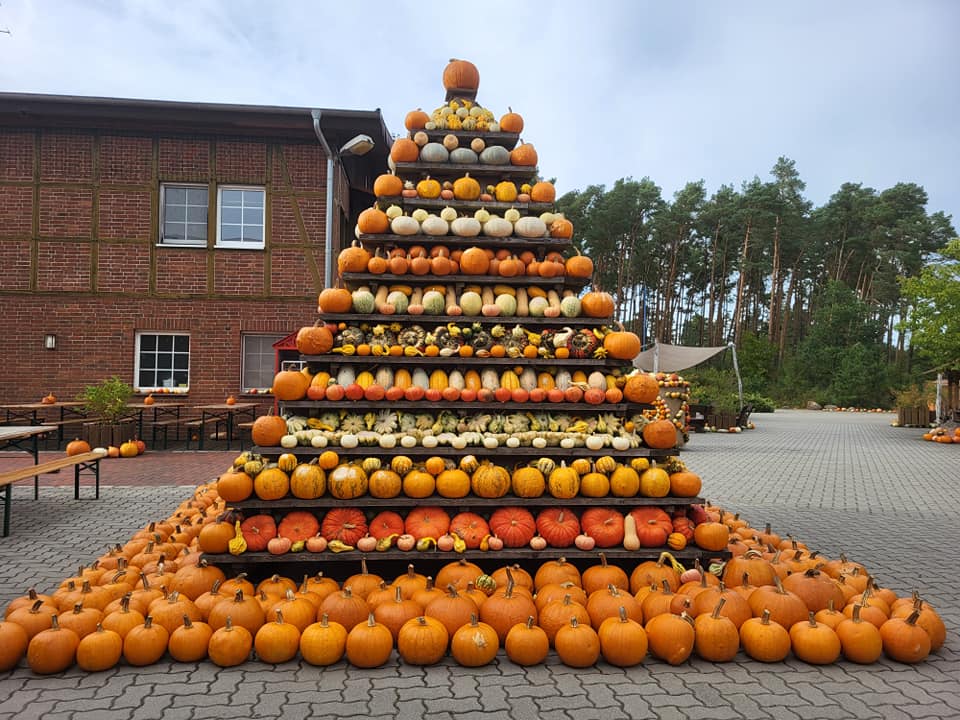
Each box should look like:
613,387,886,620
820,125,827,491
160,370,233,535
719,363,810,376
0,410,957,720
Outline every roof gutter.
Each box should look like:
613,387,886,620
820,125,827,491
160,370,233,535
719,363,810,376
311,109,336,290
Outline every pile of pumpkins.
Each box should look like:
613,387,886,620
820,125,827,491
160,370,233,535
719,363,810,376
66,437,145,459
922,427,960,444
0,479,945,672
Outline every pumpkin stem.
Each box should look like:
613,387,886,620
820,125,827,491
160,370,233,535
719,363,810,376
470,613,479,627
906,609,921,626
569,617,579,629
807,612,817,628
275,609,285,625
320,613,330,627
182,614,193,628
417,616,428,626
50,614,61,630
599,552,608,568
760,609,771,625
394,586,404,603
343,587,353,598
72,602,83,614
618,606,629,623
742,572,750,587
144,615,154,629
851,604,863,623
233,589,244,602
712,597,727,619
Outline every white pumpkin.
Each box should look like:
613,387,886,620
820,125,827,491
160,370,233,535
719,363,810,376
505,437,521,448
421,435,439,449
450,435,468,450
451,217,481,237
503,208,521,224
474,208,491,224
587,371,607,389
280,434,298,448
400,434,418,448
560,296,581,318
519,368,537,391
391,215,420,236
482,436,499,449
513,216,547,238
379,434,398,449
528,296,549,317
411,208,429,223
449,148,478,164
560,437,577,449
459,291,483,316
421,215,449,236
419,143,449,163
532,437,547,449
585,435,605,451
554,370,572,390
337,367,356,386
340,434,359,449
495,294,517,316
483,217,513,237
611,436,631,451
412,368,430,389
479,145,510,165
447,370,465,390
310,435,328,448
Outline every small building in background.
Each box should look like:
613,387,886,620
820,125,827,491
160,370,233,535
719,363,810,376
0,93,390,407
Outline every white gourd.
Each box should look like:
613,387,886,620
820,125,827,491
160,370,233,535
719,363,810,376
421,435,439,449
519,368,537,391
585,436,605,451
459,291,483,316
440,207,458,222
412,369,430,389
479,145,510,165
483,217,513,237
505,437,521,448
611,436,631,451
375,368,394,387
400,435,418,448
554,370,572,390
447,370,465,391
379,434,397,449
340,434,359,449
495,294,517,316
337,367,356,386
391,215,421,236
419,143,449,163
420,215,449,236
480,369,500,390
451,217,481,237
513,216,547,238
560,296,581,318
587,371,607,389
528,296,549,317
560,437,577,449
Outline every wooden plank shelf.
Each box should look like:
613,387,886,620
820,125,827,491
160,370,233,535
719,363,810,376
357,233,572,252
224,495,703,511
300,354,630,369
340,273,589,292
315,313,615,329
278,401,653,414
393,161,537,181
203,546,726,566
377,197,554,214
420,129,520,149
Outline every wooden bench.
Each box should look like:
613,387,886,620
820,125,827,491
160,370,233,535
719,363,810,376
236,421,255,450
149,419,182,449
0,449,107,537
184,417,225,450
40,416,102,448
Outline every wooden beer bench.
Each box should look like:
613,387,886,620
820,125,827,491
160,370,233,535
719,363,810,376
0,449,107,537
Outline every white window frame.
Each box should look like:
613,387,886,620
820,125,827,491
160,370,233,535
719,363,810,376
134,331,191,393
216,185,266,249
159,183,209,246
241,333,284,393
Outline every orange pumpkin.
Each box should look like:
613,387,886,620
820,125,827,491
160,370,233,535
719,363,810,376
623,374,660,404
272,369,309,401
565,251,593,278
529,181,556,203
390,137,419,163
404,109,430,131
318,288,353,313
251,414,287,447
499,108,524,134
356,207,389,235
581,290,614,318
442,58,480,91
642,420,677,450
510,141,538,167
603,329,641,360
66,439,92,456
337,242,371,274
459,247,490,275
295,324,333,356
373,172,403,197
549,217,574,239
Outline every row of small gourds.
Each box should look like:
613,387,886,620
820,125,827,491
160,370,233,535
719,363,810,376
356,203,571,238
2,478,944,672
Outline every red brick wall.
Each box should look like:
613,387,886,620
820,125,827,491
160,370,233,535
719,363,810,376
0,124,332,406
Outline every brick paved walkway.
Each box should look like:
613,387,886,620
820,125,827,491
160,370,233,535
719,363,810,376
0,410,957,720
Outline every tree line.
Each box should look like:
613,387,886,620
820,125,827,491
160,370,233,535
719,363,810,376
556,158,957,407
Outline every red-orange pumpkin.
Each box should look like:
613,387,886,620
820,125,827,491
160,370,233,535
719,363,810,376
368,511,405,540
629,508,673,547
373,172,403,197
66,439,92,456
250,415,287,447
442,58,480,91
581,290,614,318
449,513,490,549
320,508,368,547
404,507,451,541
240,515,277,552
642,419,677,449
295,324,333,356
536,508,581,548
623,374,660,404
318,287,353,313
277,512,320,543
488,507,536,548
580,508,625,548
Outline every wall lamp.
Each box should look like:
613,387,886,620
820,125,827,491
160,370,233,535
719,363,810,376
44,334,57,350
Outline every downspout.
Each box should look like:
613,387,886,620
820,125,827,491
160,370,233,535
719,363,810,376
311,109,335,290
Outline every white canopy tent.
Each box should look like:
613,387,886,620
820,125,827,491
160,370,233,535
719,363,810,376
634,340,744,410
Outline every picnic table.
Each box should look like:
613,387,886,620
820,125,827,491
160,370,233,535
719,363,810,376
191,403,258,450
0,425,57,498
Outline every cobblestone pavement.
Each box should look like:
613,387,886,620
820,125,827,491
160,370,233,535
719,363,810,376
0,410,957,720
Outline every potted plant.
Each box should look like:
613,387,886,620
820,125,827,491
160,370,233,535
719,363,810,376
79,376,134,448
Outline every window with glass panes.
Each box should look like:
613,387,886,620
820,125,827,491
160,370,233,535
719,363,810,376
217,187,265,248
242,334,282,392
136,333,190,391
160,185,208,245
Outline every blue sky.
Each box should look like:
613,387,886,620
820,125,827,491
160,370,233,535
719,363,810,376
2,0,957,226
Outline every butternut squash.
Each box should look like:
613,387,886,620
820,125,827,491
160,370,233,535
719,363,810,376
623,513,640,551
445,286,461,316
516,287,529,316
374,286,391,313
544,290,562,318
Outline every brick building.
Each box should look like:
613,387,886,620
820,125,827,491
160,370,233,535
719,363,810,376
0,93,391,408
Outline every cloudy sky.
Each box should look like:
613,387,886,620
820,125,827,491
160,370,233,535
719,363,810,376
2,1,957,225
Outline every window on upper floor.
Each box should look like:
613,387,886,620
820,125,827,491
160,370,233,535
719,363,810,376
159,183,266,249
217,186,266,249
135,332,190,392
241,334,284,393
159,184,208,246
